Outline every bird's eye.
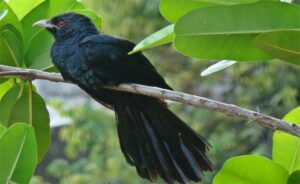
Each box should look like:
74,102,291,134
57,21,65,27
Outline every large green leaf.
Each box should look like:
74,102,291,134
273,107,300,174
8,0,45,20
0,25,23,67
24,30,53,70
21,1,49,49
213,155,288,184
255,30,300,65
0,86,22,127
71,9,102,31
8,89,50,162
0,123,37,184
0,1,22,32
1,24,22,46
47,0,83,17
160,0,279,23
174,1,300,61
129,24,174,54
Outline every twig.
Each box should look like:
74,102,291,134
0,65,66,82
1,64,299,137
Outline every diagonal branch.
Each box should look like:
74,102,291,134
1,64,299,137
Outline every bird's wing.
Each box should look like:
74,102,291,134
79,34,172,89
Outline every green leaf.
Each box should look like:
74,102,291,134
0,124,6,137
70,1,85,10
1,24,23,45
213,155,288,184
0,86,22,127
273,107,300,174
174,1,300,61
0,25,23,67
71,9,102,31
160,0,279,23
129,24,174,54
47,0,83,17
288,170,300,184
0,9,7,20
8,88,50,162
8,0,45,20
24,30,53,70
0,79,13,100
21,1,49,49
254,30,300,65
201,60,237,76
0,123,37,184
0,1,22,32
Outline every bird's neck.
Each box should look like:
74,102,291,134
55,28,99,43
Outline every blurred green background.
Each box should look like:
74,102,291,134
31,0,300,183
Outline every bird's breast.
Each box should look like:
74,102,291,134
51,42,101,88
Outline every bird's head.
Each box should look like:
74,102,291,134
33,13,99,40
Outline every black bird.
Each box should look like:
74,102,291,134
34,13,212,183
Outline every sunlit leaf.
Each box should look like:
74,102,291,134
174,1,300,61
0,123,37,184
0,79,13,98
255,30,300,65
8,0,45,20
213,155,288,184
273,107,300,173
0,9,7,20
129,24,174,54
201,60,237,76
0,1,22,32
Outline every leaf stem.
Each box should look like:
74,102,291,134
28,81,33,126
17,81,24,99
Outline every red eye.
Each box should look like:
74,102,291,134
57,21,65,27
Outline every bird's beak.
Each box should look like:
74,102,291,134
33,19,58,29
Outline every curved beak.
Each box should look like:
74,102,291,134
33,19,58,29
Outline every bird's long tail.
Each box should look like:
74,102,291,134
114,93,213,184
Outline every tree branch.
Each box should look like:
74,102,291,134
1,64,299,137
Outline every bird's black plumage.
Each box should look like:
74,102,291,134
36,13,212,183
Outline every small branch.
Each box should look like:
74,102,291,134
1,64,299,137
0,65,66,83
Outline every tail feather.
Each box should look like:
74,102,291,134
142,114,174,182
127,106,162,181
142,110,204,182
114,94,212,184
117,105,158,180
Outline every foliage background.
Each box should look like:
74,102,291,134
26,0,300,184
